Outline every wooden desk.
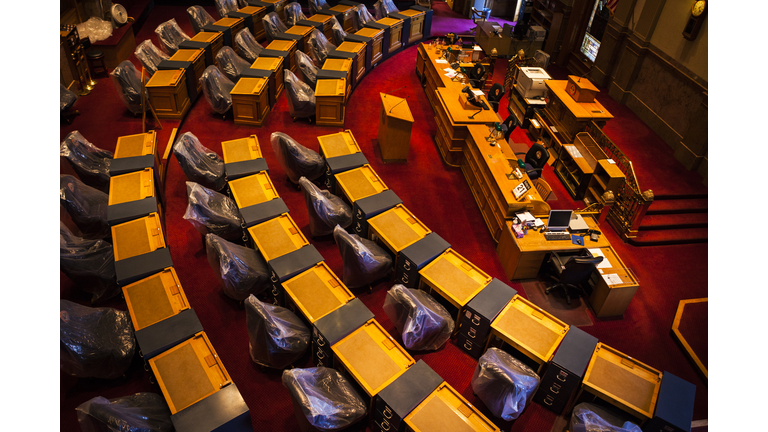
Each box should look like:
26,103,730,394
318,129,361,158
315,78,346,126
306,13,335,42
251,56,284,99
246,213,309,261
321,58,353,100
377,17,404,56
265,39,298,75
111,212,166,261
221,135,262,165
367,204,430,259
230,77,271,126
262,0,288,22
122,267,189,331
544,80,613,144
487,294,569,373
145,69,191,119
238,5,268,42
496,214,609,280
578,343,662,422
462,124,550,241
335,164,388,205
355,27,384,67
405,382,501,432
228,172,279,210
496,215,639,316
474,21,542,57
284,25,313,53
189,32,224,66
331,319,415,404
283,262,354,324
336,41,367,83
168,49,206,93
418,248,491,333
108,168,156,206
399,9,426,45
434,86,500,166
330,4,356,32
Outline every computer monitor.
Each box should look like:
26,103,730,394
546,210,573,231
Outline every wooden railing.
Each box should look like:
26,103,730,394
582,122,654,241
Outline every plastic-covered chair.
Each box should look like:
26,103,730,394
60,175,109,240
235,28,264,63
110,60,146,115
154,19,190,55
353,5,375,31
299,177,353,237
309,0,330,15
200,65,235,116
206,233,270,301
284,69,316,121
183,182,244,241
295,50,318,90
187,5,215,34
374,0,399,20
134,39,169,77
471,348,540,421
262,12,288,41
569,403,643,432
172,132,227,191
60,131,113,193
216,46,250,82
333,225,392,289
245,295,310,369
270,132,325,185
383,284,454,351
215,0,238,18
306,28,336,66
284,2,307,27
330,16,348,46
60,298,136,379
60,223,121,303
76,393,173,432
60,84,80,124
282,367,367,430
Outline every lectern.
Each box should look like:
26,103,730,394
378,92,414,162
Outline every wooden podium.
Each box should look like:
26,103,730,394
378,92,414,162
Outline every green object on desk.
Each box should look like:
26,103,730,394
517,159,525,169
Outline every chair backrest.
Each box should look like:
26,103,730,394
502,114,518,142
154,19,190,55
469,62,486,80
330,16,347,46
214,0,238,18
200,65,234,114
296,50,318,90
134,40,169,76
284,2,306,27
187,6,215,34
487,83,504,103
216,46,250,82
525,142,549,170
263,12,288,41
354,5,375,30
235,28,264,63
307,28,335,66
535,178,552,201
560,256,603,285
309,0,329,14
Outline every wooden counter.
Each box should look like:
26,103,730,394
544,79,613,144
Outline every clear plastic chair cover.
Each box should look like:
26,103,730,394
200,64,235,115
134,39,169,76
235,28,264,63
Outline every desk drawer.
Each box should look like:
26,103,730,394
456,332,487,359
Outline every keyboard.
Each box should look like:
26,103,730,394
544,231,571,241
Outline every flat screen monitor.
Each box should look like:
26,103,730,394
547,210,573,231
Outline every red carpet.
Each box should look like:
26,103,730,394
60,5,708,431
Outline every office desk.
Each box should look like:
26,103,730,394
474,21,543,57
578,343,662,422
462,124,550,241
496,215,639,317
434,87,500,166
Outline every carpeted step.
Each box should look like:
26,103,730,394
647,197,708,215
639,212,708,230
628,227,708,246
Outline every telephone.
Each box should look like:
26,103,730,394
461,86,490,110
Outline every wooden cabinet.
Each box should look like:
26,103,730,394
531,0,564,59
434,87,500,167
544,79,613,144
405,382,501,432
321,58,353,101
336,41,366,83
586,159,625,206
283,262,354,324
189,32,224,66
145,69,191,119
355,27,384,67
168,49,206,93
238,5,267,42
586,246,639,318
230,77,271,126
315,78,346,127
554,132,612,200
251,56,284,98
60,26,90,92
377,17,404,56
266,39,297,75
399,9,425,44
307,13,335,42
330,4,356,33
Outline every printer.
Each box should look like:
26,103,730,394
527,25,546,41
515,67,551,99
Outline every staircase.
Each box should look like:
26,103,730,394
629,194,708,246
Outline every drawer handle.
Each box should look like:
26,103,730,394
271,286,279,296
464,340,473,350
543,395,553,406
383,406,392,419
380,419,390,431
471,316,481,326
316,349,325,359
557,373,568,382
550,383,560,394
316,337,326,347
468,328,476,338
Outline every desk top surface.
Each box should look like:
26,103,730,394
115,131,155,158
221,135,261,163
437,87,500,124
380,92,414,123
546,80,614,121
318,130,360,157
285,25,313,36
508,214,610,253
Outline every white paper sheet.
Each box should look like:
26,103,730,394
602,273,623,285
435,59,448,64
589,248,612,269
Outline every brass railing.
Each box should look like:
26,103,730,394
582,122,654,240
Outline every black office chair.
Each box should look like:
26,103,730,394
353,5,375,31
215,46,250,82
199,64,235,116
468,62,487,89
134,39,169,77
487,83,504,113
214,0,238,18
309,0,330,14
295,50,318,90
110,60,146,116
60,84,80,124
284,69,316,123
154,19,190,56
330,16,348,46
545,251,603,305
515,142,549,180
501,114,518,143
306,28,336,66
262,12,288,41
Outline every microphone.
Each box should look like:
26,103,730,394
385,85,407,97
389,95,410,113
